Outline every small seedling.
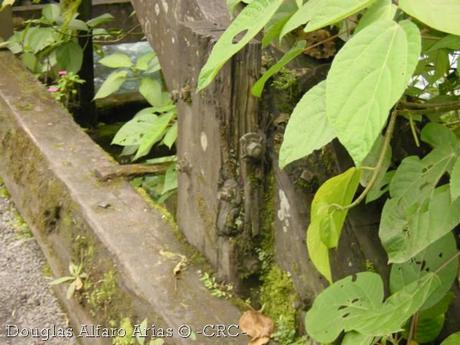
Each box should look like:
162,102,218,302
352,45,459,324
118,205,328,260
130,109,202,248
50,262,88,299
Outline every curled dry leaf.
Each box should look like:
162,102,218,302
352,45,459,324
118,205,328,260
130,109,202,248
239,310,274,345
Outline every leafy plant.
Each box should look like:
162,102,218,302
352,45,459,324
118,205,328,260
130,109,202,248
198,0,460,343
50,262,88,299
1,2,113,78
199,272,234,299
47,70,85,107
97,51,178,200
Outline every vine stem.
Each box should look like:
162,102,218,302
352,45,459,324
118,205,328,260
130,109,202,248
334,110,398,211
407,313,419,345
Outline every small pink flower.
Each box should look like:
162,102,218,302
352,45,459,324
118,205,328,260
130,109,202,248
58,70,67,76
48,86,59,92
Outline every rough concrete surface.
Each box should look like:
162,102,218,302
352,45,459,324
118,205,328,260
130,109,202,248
0,184,77,345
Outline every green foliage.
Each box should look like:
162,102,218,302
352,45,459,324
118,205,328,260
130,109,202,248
279,81,334,168
50,262,88,300
389,233,458,310
2,3,111,77
198,0,460,342
199,272,233,299
305,272,440,343
441,332,460,345
281,0,374,38
306,168,361,282
197,0,284,90
399,0,460,36
252,40,305,97
327,19,420,164
48,71,85,107
97,50,178,201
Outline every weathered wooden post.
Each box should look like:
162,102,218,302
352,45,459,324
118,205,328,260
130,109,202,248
130,0,264,288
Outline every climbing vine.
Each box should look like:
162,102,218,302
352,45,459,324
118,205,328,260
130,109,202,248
199,0,460,344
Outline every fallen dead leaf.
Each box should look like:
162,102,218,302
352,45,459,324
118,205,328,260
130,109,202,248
239,310,274,344
249,336,271,345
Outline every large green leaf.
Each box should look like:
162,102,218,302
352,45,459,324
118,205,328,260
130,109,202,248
305,272,384,343
326,20,412,165
281,0,375,37
197,0,284,91
252,40,305,97
27,27,59,53
112,112,158,147
306,168,361,283
400,20,422,80
390,233,458,310
414,293,453,344
306,272,439,343
312,168,361,248
135,112,175,160
399,0,460,36
441,332,460,345
306,221,332,283
342,332,374,345
279,81,335,168
94,70,128,99
99,53,133,68
380,185,460,263
354,273,440,336
55,41,83,73
139,77,170,107
354,0,396,33
42,3,61,23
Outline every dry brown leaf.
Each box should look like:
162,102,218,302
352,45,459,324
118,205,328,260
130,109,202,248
249,336,271,345
239,310,274,343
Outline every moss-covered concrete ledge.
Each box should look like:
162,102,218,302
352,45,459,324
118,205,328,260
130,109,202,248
0,51,246,345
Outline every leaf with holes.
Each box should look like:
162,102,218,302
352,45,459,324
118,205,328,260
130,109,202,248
354,273,440,336
399,0,460,36
197,0,284,91
390,233,458,310
252,40,305,97
112,112,158,147
326,20,413,165
306,272,440,343
305,272,384,343
279,81,335,168
281,0,375,38
380,185,460,263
